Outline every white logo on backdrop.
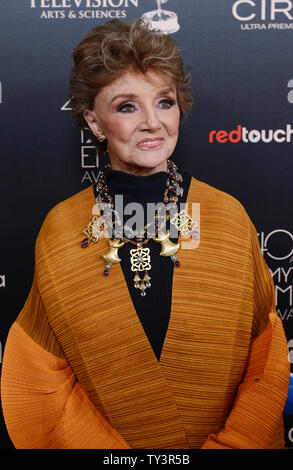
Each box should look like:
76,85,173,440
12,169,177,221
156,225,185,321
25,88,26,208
0,275,6,288
258,230,293,321
29,0,139,20
232,0,293,30
142,0,180,34
288,79,293,104
80,127,100,184
61,99,72,111
259,230,293,261
61,100,98,182
0,81,2,104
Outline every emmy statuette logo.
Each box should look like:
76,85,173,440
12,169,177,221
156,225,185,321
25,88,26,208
142,0,180,34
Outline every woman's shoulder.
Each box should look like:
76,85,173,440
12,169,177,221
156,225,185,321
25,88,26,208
187,175,254,239
37,185,95,240
189,175,250,219
189,175,245,209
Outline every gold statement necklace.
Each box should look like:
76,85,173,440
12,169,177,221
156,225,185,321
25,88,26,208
81,160,198,296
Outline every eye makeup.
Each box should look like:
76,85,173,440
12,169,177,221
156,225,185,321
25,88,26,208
116,96,177,113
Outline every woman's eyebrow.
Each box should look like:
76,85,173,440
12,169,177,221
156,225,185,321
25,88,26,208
158,88,176,95
110,94,137,104
110,88,176,104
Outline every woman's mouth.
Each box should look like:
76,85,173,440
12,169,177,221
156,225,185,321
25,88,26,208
137,138,165,150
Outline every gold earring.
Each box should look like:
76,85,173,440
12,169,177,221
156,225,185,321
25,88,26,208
93,130,106,142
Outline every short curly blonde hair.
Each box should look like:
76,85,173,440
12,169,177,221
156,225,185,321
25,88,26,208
70,19,192,146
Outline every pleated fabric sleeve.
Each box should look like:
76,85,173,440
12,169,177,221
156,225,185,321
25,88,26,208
201,220,290,449
0,271,131,449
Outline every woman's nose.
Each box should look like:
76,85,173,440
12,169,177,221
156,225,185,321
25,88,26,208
139,106,162,131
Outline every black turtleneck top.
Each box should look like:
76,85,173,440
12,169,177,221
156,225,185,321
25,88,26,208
93,165,191,361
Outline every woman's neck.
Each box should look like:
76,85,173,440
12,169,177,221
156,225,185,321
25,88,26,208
103,166,168,207
108,158,168,177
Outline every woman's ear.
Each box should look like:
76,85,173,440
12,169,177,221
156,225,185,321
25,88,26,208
83,110,106,141
83,109,99,135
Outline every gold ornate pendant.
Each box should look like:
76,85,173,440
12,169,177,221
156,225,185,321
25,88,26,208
130,246,151,296
170,210,198,237
83,216,105,243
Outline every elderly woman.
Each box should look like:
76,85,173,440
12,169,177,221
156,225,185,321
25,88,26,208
1,19,290,449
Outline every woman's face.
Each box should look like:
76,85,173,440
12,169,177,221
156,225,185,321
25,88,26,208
83,69,180,175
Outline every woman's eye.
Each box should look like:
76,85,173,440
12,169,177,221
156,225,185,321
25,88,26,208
159,98,176,109
117,103,136,113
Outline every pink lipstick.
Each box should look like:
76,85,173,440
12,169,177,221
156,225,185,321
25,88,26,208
137,138,165,150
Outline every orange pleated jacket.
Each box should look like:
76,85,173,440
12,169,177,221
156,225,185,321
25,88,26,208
1,176,290,449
